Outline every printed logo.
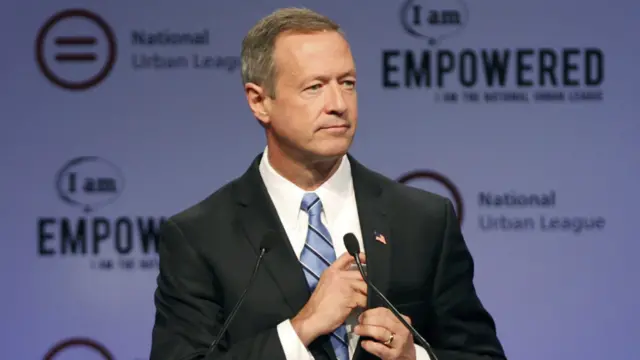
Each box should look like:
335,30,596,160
385,0,604,104
35,9,117,91
397,170,464,225
400,0,468,45
38,156,164,271
55,156,125,213
43,337,113,360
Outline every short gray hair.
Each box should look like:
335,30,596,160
241,8,344,98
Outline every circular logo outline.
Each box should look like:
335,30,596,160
397,169,464,225
54,155,126,213
43,337,114,360
35,9,117,91
399,0,469,46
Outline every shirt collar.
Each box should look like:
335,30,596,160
258,146,353,227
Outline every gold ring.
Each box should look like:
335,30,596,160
383,332,394,346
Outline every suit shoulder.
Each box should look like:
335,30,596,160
393,180,449,207
165,177,239,230
370,169,450,213
366,170,454,234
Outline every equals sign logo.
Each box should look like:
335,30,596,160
36,9,117,90
54,35,97,63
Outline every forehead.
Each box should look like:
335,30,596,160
273,31,354,80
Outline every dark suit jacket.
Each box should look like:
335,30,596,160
149,153,506,360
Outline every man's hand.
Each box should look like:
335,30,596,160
291,252,367,346
355,307,416,360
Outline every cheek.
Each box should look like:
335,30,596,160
348,98,358,117
285,102,323,128
272,104,316,138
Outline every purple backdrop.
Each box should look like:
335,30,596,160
2,0,639,358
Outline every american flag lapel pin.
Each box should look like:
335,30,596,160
374,231,387,245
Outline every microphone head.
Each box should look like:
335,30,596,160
343,233,360,256
260,231,278,253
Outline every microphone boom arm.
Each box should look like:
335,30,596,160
208,247,267,353
353,254,439,360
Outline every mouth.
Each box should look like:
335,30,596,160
319,124,350,130
318,124,351,135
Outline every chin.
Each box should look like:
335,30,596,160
310,138,352,160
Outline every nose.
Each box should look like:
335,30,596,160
324,82,347,116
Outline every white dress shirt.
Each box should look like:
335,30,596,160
258,147,430,360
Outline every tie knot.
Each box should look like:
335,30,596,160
301,192,322,216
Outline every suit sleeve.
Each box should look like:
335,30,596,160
428,199,507,359
149,219,288,360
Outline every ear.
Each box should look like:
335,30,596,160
244,83,271,126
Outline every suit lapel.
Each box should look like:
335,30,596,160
234,154,310,315
349,156,392,360
349,155,392,309
233,154,337,360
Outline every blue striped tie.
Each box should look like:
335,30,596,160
299,192,349,360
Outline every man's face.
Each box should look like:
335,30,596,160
263,30,358,161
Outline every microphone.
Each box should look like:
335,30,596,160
343,233,439,360
205,231,278,355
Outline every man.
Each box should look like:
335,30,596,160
150,7,506,360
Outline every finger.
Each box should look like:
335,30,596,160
358,308,399,332
352,292,368,308
333,252,356,269
354,324,392,344
341,269,366,281
348,278,367,295
335,252,367,270
361,339,392,359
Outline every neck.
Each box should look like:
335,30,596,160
267,142,343,191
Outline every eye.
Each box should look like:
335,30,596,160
342,80,356,89
306,83,322,91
